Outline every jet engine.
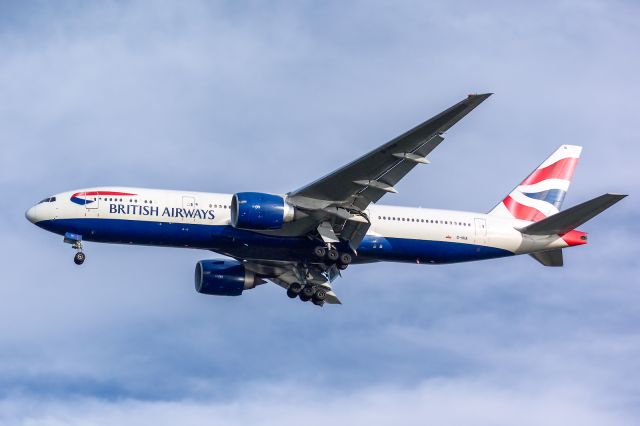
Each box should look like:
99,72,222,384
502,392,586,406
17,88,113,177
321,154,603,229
230,192,295,230
194,259,260,296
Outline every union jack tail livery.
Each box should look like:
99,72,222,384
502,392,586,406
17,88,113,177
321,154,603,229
489,145,582,222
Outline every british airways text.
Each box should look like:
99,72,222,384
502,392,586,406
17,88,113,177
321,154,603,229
109,204,215,220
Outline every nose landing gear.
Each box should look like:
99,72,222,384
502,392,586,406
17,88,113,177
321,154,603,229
64,232,85,265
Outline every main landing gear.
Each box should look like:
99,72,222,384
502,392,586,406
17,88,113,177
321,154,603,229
313,246,352,270
287,282,327,306
285,244,353,307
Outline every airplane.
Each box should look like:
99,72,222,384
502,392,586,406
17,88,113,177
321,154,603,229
25,94,627,306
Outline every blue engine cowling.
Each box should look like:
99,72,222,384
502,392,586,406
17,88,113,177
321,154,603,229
194,259,258,296
230,192,295,230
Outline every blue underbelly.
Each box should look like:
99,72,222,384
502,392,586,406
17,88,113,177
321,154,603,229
35,218,513,264
358,235,513,264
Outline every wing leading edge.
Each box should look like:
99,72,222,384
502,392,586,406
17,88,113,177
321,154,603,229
288,93,492,211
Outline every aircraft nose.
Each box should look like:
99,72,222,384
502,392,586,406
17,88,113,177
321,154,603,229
25,205,38,223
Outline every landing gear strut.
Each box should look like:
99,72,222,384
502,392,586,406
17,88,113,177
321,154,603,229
64,232,85,265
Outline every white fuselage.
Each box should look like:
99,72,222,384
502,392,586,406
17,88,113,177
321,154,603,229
26,187,574,265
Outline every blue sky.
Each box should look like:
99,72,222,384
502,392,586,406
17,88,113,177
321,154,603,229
0,1,639,424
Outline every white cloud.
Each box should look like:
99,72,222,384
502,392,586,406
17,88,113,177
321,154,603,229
1,379,635,426
0,0,638,424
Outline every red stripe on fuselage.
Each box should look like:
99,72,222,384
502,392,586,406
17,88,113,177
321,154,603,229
503,195,547,222
71,191,137,198
521,157,579,186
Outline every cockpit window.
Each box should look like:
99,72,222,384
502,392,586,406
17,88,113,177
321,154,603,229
38,197,56,204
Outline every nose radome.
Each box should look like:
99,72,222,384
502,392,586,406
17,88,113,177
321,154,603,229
25,206,38,223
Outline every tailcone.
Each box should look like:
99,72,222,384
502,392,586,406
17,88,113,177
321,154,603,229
561,229,588,246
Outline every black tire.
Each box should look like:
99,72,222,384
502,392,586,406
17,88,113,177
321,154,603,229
74,252,85,265
313,288,327,301
338,263,348,270
339,252,352,265
326,249,339,262
286,289,298,299
299,293,312,302
312,299,325,307
302,285,315,298
289,282,302,294
313,246,326,258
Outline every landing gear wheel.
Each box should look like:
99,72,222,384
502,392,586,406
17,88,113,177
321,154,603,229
312,288,327,306
339,253,352,266
287,283,302,298
301,285,315,298
313,288,327,302
74,252,85,265
313,246,327,259
299,293,312,302
338,263,348,270
326,249,339,262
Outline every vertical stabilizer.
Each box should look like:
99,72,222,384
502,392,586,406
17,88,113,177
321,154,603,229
489,145,582,222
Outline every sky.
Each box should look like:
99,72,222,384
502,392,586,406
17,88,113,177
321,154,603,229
0,0,639,424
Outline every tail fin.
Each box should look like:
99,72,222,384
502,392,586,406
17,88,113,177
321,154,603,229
489,145,582,222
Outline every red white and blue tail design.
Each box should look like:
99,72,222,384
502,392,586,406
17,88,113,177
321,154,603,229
489,145,582,222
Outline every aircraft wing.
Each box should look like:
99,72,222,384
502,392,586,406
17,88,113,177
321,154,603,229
288,93,491,211
284,93,491,249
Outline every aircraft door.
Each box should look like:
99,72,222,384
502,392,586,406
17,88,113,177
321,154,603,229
474,218,487,245
83,192,99,210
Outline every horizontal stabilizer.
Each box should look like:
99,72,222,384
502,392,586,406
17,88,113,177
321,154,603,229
529,249,563,267
519,193,627,235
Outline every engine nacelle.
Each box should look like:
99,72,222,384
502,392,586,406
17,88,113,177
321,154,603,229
230,192,295,230
194,259,258,296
